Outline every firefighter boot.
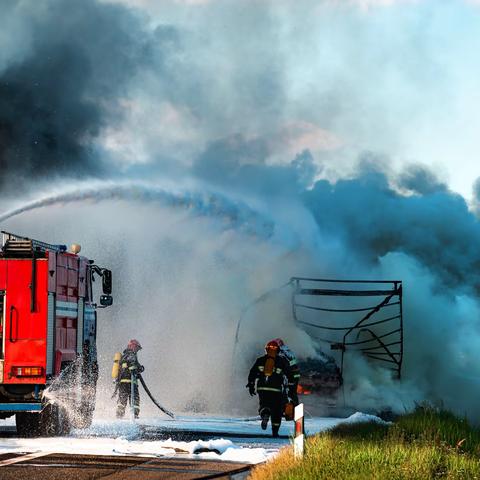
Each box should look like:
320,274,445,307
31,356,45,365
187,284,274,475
272,424,280,437
260,408,270,430
116,404,126,419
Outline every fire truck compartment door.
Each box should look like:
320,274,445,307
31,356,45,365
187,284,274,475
3,259,48,384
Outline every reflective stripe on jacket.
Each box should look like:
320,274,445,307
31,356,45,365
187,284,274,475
120,378,138,384
118,349,141,382
247,354,294,393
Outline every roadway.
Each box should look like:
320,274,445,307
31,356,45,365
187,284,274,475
0,452,251,479
0,413,346,479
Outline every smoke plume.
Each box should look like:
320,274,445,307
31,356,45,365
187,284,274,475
1,0,480,421
0,0,153,190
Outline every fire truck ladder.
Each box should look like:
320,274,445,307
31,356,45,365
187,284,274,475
1,230,67,256
291,277,403,379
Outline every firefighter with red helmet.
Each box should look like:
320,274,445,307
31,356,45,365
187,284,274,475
115,339,144,419
246,339,294,437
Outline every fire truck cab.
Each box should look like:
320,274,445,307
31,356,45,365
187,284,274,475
0,231,112,436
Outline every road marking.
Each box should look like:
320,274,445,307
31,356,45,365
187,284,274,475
0,451,50,467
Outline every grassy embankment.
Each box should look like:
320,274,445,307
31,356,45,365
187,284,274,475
250,406,480,480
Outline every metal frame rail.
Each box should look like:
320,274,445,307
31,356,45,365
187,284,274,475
1,230,67,253
291,277,403,379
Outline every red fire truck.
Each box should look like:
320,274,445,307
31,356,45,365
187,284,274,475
0,231,113,436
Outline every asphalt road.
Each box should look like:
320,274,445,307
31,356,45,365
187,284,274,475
0,417,287,478
0,452,251,479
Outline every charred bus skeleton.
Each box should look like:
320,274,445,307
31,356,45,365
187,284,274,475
235,277,403,406
292,277,403,401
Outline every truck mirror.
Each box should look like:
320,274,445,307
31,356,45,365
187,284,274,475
100,294,113,307
102,270,112,295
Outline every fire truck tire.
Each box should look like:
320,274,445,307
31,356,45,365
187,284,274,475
40,404,71,436
15,412,42,437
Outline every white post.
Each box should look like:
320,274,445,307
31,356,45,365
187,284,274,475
294,403,304,458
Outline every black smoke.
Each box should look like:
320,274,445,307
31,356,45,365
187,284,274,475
303,167,480,293
194,134,480,294
193,135,319,196
398,164,448,195
0,0,153,190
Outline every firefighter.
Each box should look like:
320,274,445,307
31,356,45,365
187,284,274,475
246,339,294,437
115,339,144,419
273,338,301,406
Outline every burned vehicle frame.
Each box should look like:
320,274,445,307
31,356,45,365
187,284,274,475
291,277,403,390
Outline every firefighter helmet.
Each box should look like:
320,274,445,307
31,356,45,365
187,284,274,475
127,339,142,351
265,339,280,356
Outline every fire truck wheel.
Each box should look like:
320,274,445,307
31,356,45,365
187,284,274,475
15,412,42,437
40,404,72,436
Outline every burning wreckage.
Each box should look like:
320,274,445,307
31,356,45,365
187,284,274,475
237,277,403,403
293,277,403,401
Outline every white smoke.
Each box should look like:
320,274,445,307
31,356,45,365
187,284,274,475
3,176,480,422
1,186,316,416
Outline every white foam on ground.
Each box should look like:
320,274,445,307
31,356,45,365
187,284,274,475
0,435,275,464
339,412,390,425
0,413,386,463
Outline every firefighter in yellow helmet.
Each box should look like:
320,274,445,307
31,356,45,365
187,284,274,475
114,339,144,419
246,339,294,437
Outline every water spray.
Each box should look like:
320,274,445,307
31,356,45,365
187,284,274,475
0,182,276,239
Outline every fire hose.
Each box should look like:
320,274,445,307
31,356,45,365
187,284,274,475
138,374,175,419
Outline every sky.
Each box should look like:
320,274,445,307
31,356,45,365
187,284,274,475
96,0,480,200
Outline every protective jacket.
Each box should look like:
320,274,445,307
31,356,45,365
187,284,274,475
118,349,144,384
248,354,294,393
278,345,301,404
279,346,300,377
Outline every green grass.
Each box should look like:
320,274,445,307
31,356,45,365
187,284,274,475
393,405,480,456
250,406,480,480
